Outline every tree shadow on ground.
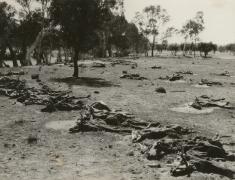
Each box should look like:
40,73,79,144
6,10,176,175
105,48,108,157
50,77,118,88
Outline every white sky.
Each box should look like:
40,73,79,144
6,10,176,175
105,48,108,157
2,0,235,45
124,0,235,45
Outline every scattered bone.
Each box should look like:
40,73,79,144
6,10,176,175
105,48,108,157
143,136,235,178
199,79,223,86
175,71,193,75
190,95,234,110
159,74,183,81
78,63,87,68
171,147,235,178
91,62,106,68
171,103,215,114
169,90,186,93
111,59,137,67
216,71,231,77
193,84,210,88
0,70,25,77
0,76,88,112
120,73,148,80
68,99,234,178
69,102,165,134
132,125,190,143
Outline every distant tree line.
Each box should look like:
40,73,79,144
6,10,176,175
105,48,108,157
154,42,217,57
218,44,235,54
0,0,234,77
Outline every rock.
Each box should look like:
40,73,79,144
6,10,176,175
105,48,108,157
27,135,38,144
131,64,137,69
94,91,100,94
31,74,39,80
127,151,134,156
155,87,166,93
151,66,162,69
4,143,10,148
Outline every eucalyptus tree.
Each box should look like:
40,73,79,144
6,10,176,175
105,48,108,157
198,42,217,58
134,5,170,57
0,2,18,67
50,0,117,77
15,0,52,65
181,11,205,57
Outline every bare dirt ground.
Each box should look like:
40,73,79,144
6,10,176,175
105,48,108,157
0,54,235,180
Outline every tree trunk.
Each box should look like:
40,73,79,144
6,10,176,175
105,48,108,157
7,42,18,67
193,38,196,58
183,38,187,56
151,35,156,57
107,41,112,57
100,31,107,58
63,47,68,62
25,28,49,66
193,44,196,57
0,46,6,68
36,49,42,65
57,47,62,63
73,49,79,78
49,39,53,64
20,45,27,66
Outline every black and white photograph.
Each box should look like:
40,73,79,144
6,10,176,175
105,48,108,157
0,0,235,179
